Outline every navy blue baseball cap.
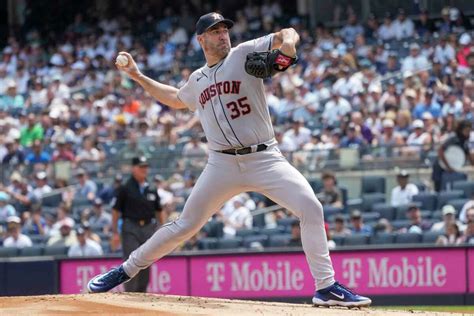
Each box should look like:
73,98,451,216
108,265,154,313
196,12,234,35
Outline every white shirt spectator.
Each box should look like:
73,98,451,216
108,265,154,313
402,54,430,73
284,126,311,149
223,203,253,237
3,234,32,248
68,239,103,257
434,43,455,65
323,97,352,125
392,18,415,40
391,184,419,206
378,23,395,41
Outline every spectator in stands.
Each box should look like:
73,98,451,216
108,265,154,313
340,123,365,150
25,140,51,166
377,12,395,41
432,119,473,191
2,137,24,166
288,220,302,247
431,205,464,233
74,168,97,201
22,204,47,236
51,137,75,162
67,227,103,257
284,119,311,150
373,218,393,233
182,134,207,157
3,216,32,248
222,196,252,237
49,203,75,236
349,210,372,235
435,35,456,65
75,137,104,164
402,43,430,73
47,218,77,247
19,113,44,147
0,81,24,114
460,205,474,225
81,222,101,244
402,119,432,157
88,198,112,233
322,90,351,126
413,89,442,120
392,8,415,40
0,191,16,222
403,204,432,233
32,171,52,200
98,174,123,205
390,170,419,207
460,219,474,244
340,13,364,44
316,171,343,208
436,222,463,245
331,215,351,237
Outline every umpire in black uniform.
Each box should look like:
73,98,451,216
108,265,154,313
112,156,163,292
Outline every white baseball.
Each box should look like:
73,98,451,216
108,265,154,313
116,55,129,67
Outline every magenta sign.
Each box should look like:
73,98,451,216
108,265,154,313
189,249,467,298
331,248,466,295
60,257,188,295
469,248,474,293
190,253,313,298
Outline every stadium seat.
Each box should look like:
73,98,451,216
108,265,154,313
339,186,349,208
323,205,343,217
395,233,422,244
361,212,380,222
437,190,464,209
29,235,47,245
391,219,411,230
216,237,243,249
252,213,266,228
260,227,285,236
19,246,44,257
332,235,345,246
0,247,18,257
432,210,443,221
361,176,386,194
452,180,474,199
371,203,395,220
343,234,369,246
447,198,469,212
369,232,396,245
308,179,323,194
203,220,224,238
198,238,218,250
268,234,292,248
43,246,69,256
441,172,467,191
422,231,443,244
361,193,385,212
236,227,260,237
41,193,63,208
276,217,299,227
412,193,437,211
243,235,269,248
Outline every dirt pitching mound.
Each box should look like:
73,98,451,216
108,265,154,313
0,293,459,316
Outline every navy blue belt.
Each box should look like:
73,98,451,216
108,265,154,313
219,144,268,155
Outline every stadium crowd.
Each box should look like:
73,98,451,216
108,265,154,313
1,1,474,256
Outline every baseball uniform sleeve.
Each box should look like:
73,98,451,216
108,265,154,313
177,76,197,112
235,34,274,55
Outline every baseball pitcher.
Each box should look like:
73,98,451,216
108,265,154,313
88,12,371,307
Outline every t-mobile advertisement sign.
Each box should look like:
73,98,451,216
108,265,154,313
60,257,188,294
190,249,466,297
469,248,474,293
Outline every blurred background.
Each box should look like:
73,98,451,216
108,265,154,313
0,0,473,305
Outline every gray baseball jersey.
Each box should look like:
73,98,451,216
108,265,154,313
178,35,276,150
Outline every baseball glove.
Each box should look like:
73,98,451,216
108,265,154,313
245,49,298,79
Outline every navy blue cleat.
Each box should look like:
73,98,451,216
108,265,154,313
87,265,130,293
313,281,372,308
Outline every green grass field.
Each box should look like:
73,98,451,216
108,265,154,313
376,306,474,314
